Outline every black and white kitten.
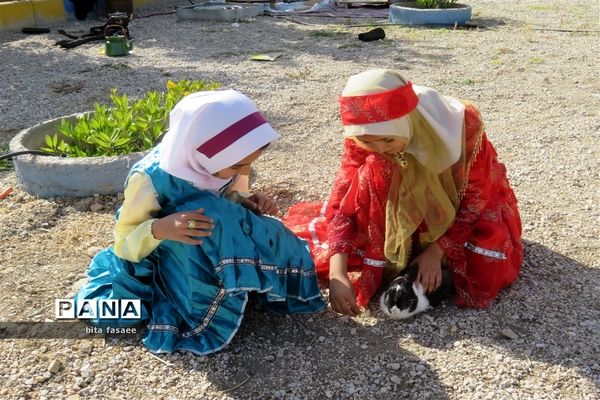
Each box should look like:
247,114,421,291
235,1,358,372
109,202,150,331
380,263,454,319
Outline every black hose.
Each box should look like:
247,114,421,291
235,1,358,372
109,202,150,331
0,150,66,161
153,131,167,146
1,136,166,161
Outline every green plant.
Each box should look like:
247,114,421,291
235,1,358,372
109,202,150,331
457,78,475,85
416,0,457,9
529,5,554,11
310,29,349,39
528,57,545,64
285,67,311,80
491,56,503,66
0,145,12,171
338,43,363,49
42,79,220,157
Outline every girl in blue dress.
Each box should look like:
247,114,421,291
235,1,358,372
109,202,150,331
76,90,325,355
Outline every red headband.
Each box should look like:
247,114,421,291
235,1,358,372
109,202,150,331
339,82,418,126
196,111,267,158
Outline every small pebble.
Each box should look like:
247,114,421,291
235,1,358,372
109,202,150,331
387,363,401,371
80,365,94,379
501,328,519,340
89,203,104,212
79,342,93,355
86,246,103,258
73,198,93,212
48,359,62,374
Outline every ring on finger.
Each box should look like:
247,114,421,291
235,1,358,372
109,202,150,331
187,220,197,229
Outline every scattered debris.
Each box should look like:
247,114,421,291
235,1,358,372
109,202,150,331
221,373,250,393
22,27,50,34
0,187,13,199
49,81,85,95
55,12,131,49
250,52,284,61
176,3,264,22
147,352,176,367
335,0,388,9
358,27,385,42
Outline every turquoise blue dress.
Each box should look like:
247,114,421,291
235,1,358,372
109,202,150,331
75,147,325,355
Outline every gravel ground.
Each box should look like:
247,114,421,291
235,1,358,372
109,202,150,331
1,0,599,399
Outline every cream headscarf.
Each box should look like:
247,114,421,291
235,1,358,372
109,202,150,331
341,69,465,173
159,90,279,190
340,69,467,276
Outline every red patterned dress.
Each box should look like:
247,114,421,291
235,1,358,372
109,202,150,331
284,104,522,308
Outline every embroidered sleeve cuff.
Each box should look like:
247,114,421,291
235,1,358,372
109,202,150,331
437,236,463,260
114,219,163,263
329,240,355,256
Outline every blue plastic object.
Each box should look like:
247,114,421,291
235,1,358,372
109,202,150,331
389,2,472,25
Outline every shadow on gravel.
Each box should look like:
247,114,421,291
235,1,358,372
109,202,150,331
466,17,508,29
152,19,449,66
165,305,451,399
1,16,452,139
374,239,600,393
185,239,597,398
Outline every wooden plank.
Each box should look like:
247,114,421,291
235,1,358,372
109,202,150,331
334,0,388,8
227,0,271,3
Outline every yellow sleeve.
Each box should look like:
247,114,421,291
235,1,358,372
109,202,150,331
113,172,163,262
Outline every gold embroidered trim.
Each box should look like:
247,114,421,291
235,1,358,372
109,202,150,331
458,101,485,201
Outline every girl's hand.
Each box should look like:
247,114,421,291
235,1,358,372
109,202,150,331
329,273,361,316
151,208,213,245
415,243,445,294
241,192,279,215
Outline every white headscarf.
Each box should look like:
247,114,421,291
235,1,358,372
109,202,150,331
341,69,465,173
159,90,279,189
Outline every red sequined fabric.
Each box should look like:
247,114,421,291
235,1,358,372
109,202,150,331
283,104,523,308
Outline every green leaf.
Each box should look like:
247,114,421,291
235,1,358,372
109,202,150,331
47,79,221,157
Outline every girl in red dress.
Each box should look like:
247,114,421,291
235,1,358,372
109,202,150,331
284,69,523,316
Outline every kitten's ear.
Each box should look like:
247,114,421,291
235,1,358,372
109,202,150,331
383,285,399,309
412,281,425,296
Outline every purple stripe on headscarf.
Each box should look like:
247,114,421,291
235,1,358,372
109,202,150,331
196,111,268,158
